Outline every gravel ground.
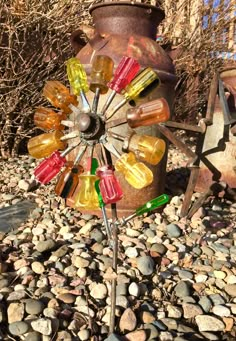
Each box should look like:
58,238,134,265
0,140,236,341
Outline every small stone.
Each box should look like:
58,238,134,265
31,261,45,274
8,302,24,323
161,318,178,330
125,247,138,258
52,245,68,258
140,311,155,323
195,274,208,283
212,305,231,317
200,332,220,340
79,222,93,235
195,315,225,332
73,256,90,268
126,228,141,237
31,318,52,335
36,239,56,253
56,331,72,340
201,246,214,256
178,270,193,280
159,331,174,341
167,305,182,318
226,275,236,284
124,330,146,341
104,333,123,341
90,229,104,243
9,321,29,336
174,281,191,297
166,224,182,238
57,293,75,304
25,331,42,341
90,283,107,300
224,284,236,297
116,284,127,296
150,243,167,255
137,256,154,276
213,270,226,279
25,299,45,315
77,329,90,341
116,295,129,309
199,296,212,313
209,294,225,306
128,282,141,297
222,317,234,332
119,308,137,332
144,323,159,339
182,303,203,318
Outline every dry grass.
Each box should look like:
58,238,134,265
0,0,235,157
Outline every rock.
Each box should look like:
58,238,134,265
178,270,193,280
209,294,225,306
140,311,155,324
212,305,231,317
31,261,45,274
31,318,52,335
9,321,29,335
166,224,182,238
143,323,159,339
174,281,191,297
128,282,141,297
36,239,56,253
224,284,236,297
7,302,24,323
182,303,203,318
150,243,167,255
56,331,72,340
116,295,129,309
125,247,139,258
25,299,45,315
52,245,68,258
195,315,225,332
119,308,137,332
124,330,147,341
90,283,107,300
201,246,214,256
222,317,234,332
0,278,9,289
167,305,182,318
198,296,212,313
213,270,226,279
137,256,155,276
116,284,127,296
57,293,75,304
25,331,42,341
77,329,90,341
161,318,178,330
73,256,90,268
200,332,220,340
104,334,123,341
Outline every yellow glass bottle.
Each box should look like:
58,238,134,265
27,131,66,159
42,80,77,114
73,174,99,210
127,134,166,165
115,152,153,189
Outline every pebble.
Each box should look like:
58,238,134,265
125,247,139,258
77,329,90,340
7,302,24,323
90,283,107,300
25,299,45,315
36,239,56,252
167,305,182,318
9,321,29,336
150,243,167,255
224,284,236,296
182,303,203,318
31,318,52,335
57,293,75,304
166,224,182,238
198,296,212,312
124,330,147,341
31,261,45,274
25,331,42,341
128,282,141,297
174,281,191,297
212,305,231,317
137,256,154,275
195,315,225,331
119,308,137,332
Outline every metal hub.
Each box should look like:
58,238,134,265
78,113,105,140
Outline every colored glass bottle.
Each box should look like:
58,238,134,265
115,152,153,189
126,98,170,128
28,131,66,159
34,107,67,131
42,80,77,114
96,165,123,204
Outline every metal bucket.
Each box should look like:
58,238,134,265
68,1,177,214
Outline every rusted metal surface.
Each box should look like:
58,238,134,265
195,93,236,192
68,1,177,215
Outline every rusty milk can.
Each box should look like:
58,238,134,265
69,1,176,215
